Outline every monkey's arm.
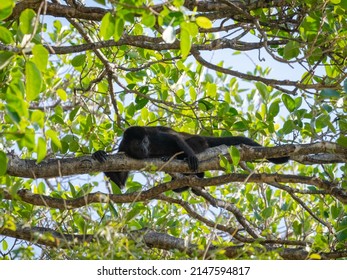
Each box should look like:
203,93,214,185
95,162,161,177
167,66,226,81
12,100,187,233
161,132,200,171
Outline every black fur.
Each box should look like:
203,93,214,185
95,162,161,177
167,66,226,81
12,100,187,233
93,126,289,192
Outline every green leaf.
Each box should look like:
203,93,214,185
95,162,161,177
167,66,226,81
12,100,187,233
255,82,269,99
125,204,146,221
71,54,86,68
5,105,20,124
69,182,77,197
32,45,49,72
198,99,214,111
69,107,80,122
19,9,36,34
219,154,231,171
336,227,347,242
343,79,347,93
295,96,302,109
2,240,8,251
320,89,340,98
229,146,240,166
76,183,94,197
0,26,14,44
36,137,47,163
282,94,296,112
31,110,45,128
0,0,15,21
262,207,273,219
142,13,156,28
0,51,14,70
25,61,42,101
0,151,8,176
74,213,86,233
37,182,46,194
100,12,115,40
46,129,62,150
195,16,212,29
330,205,342,219
180,23,191,59
268,100,280,117
283,41,300,60
282,120,295,134
337,136,347,147
114,18,125,42
57,88,67,101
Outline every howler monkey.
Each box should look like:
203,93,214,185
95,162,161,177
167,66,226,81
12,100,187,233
93,126,289,192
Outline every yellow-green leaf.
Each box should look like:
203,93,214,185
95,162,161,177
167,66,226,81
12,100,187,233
57,88,67,101
196,16,212,29
114,18,124,42
0,0,15,21
19,9,36,34
46,129,62,150
25,61,42,101
100,12,115,40
32,44,49,72
180,24,191,59
229,146,240,166
309,253,321,260
0,26,14,44
36,137,47,163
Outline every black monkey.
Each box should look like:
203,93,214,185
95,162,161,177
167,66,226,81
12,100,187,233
93,126,289,192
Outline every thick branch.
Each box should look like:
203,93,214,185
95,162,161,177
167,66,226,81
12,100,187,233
5,142,347,180
9,1,108,21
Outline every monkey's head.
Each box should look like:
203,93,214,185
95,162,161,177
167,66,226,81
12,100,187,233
122,126,150,159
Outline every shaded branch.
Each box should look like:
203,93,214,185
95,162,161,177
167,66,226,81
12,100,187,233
2,224,346,259
2,169,343,210
0,225,94,249
192,50,343,90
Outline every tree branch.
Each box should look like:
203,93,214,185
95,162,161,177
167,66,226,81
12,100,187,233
5,142,347,179
3,224,346,259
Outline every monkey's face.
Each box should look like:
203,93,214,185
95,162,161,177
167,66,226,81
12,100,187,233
126,135,150,159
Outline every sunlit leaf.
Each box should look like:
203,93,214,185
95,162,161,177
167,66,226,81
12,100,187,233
180,23,191,58
142,14,156,28
100,12,115,40
36,137,47,163
196,16,212,29
32,45,49,72
19,9,36,34
282,94,296,112
0,26,14,44
114,17,125,42
229,146,240,166
25,61,42,101
0,0,15,20
46,129,62,150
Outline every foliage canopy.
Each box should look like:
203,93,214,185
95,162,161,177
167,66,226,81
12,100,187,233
1,0,347,260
